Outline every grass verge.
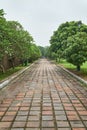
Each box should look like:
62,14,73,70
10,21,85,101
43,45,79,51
0,66,25,81
58,59,87,80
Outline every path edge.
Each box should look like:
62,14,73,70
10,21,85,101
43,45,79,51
58,65,87,87
0,63,34,90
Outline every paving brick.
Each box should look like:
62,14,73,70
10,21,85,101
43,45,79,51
0,107,8,112
83,121,87,127
11,128,24,130
72,128,86,130
42,116,53,121
58,128,71,130
0,111,5,116
27,121,40,127
12,121,26,128
78,111,87,116
20,107,29,111
42,121,54,127
66,111,77,115
42,128,55,130
15,116,27,121
28,115,40,121
42,110,53,115
21,103,31,107
30,107,40,111
42,106,52,111
55,111,65,115
8,107,19,111
0,122,12,128
5,111,17,116
17,111,28,116
3,99,13,104
25,128,40,130
56,115,67,121
54,106,64,110
57,121,70,127
80,116,87,120
73,104,83,107
70,121,84,128
29,111,40,116
0,59,87,130
2,115,15,121
64,106,75,111
0,103,10,107
63,103,73,107
75,107,86,111
67,115,80,120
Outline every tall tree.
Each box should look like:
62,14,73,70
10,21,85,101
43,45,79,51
50,21,87,70
0,9,41,72
66,32,87,70
0,9,7,72
29,44,41,62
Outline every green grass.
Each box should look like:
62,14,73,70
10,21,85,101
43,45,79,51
58,59,87,79
80,62,87,75
59,59,87,70
0,66,25,81
59,59,76,70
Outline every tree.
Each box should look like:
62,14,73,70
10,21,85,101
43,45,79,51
66,32,87,71
50,21,87,70
4,21,24,69
0,9,41,72
16,30,33,66
0,9,7,72
0,9,5,18
29,44,41,62
38,46,44,57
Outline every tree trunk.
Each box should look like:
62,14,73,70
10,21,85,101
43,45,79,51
0,64,5,73
12,61,15,69
58,57,61,63
10,58,15,69
24,60,28,66
77,65,80,71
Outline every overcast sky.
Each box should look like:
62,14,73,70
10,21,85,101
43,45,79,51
0,0,87,46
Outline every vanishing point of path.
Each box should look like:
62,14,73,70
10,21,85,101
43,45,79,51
0,59,87,130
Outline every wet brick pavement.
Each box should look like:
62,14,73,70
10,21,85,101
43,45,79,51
0,59,87,130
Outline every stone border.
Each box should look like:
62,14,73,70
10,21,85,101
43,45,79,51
0,63,34,89
58,65,87,87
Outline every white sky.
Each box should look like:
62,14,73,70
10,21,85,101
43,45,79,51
0,0,87,46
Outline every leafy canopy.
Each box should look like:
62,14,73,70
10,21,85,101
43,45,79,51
49,21,87,70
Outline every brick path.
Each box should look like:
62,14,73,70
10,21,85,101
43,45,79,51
0,59,87,130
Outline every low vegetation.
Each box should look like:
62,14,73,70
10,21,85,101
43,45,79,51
0,65,25,81
58,59,87,80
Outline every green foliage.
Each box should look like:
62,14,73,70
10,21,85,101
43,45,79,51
0,9,5,18
59,59,76,69
29,44,41,61
44,46,50,57
0,66,24,81
0,9,41,72
50,21,87,71
38,46,50,57
66,32,87,66
38,46,44,57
